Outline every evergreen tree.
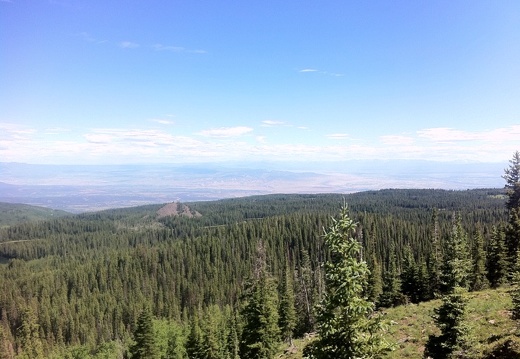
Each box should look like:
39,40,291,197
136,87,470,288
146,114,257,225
278,262,296,344
379,243,405,307
303,206,393,359
511,251,520,320
424,288,469,359
239,241,280,359
401,245,420,303
503,151,520,212
366,253,383,304
440,214,470,293
504,151,520,268
130,308,158,359
17,308,44,359
427,208,442,298
185,315,203,359
470,230,488,291
487,226,508,288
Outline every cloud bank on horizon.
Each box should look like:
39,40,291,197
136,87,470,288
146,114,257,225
1,1,519,165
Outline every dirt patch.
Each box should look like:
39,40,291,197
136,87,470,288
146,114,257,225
156,202,201,219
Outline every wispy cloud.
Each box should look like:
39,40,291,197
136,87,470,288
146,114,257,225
149,118,175,125
380,135,415,146
119,41,139,49
299,68,343,77
326,133,350,140
197,126,253,138
261,120,286,127
152,44,206,54
77,32,107,44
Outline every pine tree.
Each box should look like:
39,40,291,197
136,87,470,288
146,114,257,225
401,245,420,303
503,151,520,212
427,208,443,298
130,308,158,359
470,230,488,291
511,251,520,320
239,241,280,359
424,288,469,359
186,315,203,359
17,308,44,359
487,226,508,288
440,214,470,293
504,151,520,268
379,243,405,307
366,253,383,303
278,262,296,344
303,206,393,359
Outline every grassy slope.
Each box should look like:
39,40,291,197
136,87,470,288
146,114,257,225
0,202,70,227
277,287,518,358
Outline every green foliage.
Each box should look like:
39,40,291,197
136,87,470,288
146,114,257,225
424,288,469,359
130,309,158,359
503,151,520,212
17,308,44,359
470,230,489,291
440,215,471,293
487,226,508,288
0,189,508,357
239,242,280,359
304,206,393,359
278,262,296,344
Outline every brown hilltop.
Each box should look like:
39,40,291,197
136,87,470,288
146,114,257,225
156,202,202,219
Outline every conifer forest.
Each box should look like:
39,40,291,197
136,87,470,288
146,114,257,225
0,151,520,358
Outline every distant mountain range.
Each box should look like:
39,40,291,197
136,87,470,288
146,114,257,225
0,161,506,213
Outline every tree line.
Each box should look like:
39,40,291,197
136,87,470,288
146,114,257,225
0,153,518,358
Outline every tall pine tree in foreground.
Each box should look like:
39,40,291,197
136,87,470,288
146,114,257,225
304,206,393,359
504,151,520,268
239,241,280,359
425,216,471,359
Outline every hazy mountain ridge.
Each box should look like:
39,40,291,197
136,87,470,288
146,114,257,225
0,161,505,212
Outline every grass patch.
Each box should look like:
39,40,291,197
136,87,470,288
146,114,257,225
277,287,520,358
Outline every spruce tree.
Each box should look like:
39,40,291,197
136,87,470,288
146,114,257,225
17,308,44,359
303,206,393,359
401,245,420,303
239,241,280,359
487,226,508,288
470,230,488,291
130,308,158,359
503,151,520,212
379,243,405,307
504,151,520,268
511,251,520,320
440,214,470,293
424,288,469,359
427,208,443,298
278,262,296,344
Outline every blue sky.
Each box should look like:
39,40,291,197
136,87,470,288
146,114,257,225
1,0,520,165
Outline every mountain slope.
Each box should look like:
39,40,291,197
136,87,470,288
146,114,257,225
0,202,70,227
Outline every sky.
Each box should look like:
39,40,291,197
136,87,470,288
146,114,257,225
1,0,520,166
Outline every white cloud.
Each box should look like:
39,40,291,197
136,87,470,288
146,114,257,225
380,135,415,146
261,120,285,127
152,44,206,54
197,126,253,138
149,118,175,125
299,69,318,73
326,133,350,140
119,41,139,49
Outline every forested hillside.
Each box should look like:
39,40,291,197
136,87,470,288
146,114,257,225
0,186,511,358
1,152,520,359
0,203,70,228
